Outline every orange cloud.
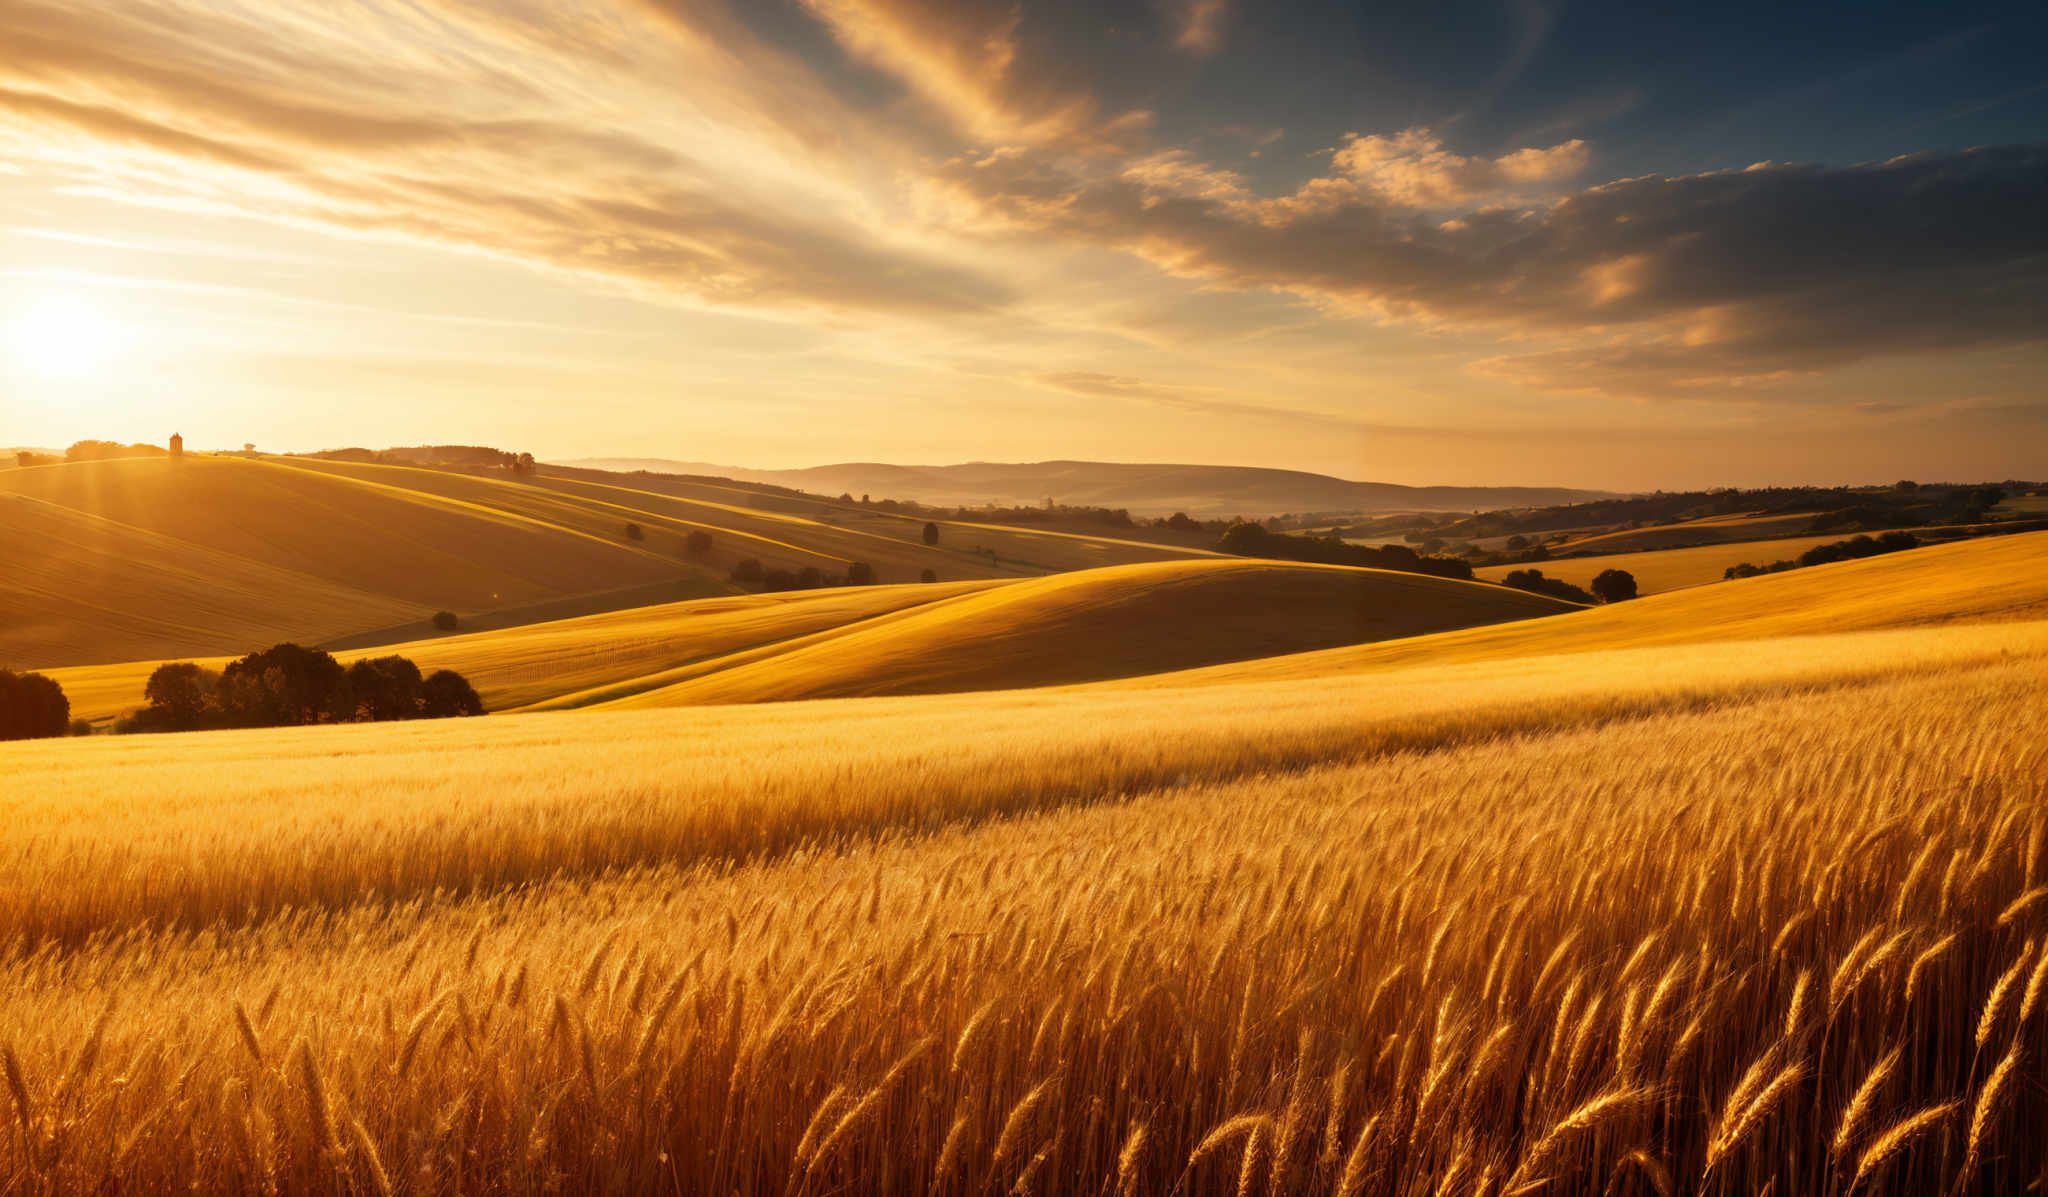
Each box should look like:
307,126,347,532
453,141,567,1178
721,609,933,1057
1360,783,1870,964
1330,127,1589,207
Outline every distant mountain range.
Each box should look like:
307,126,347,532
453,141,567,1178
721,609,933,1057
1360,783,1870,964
552,458,1612,517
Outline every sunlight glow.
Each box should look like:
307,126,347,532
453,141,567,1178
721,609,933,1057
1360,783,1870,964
6,292,129,383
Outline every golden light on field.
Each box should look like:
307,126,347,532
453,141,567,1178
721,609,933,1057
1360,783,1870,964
4,290,128,384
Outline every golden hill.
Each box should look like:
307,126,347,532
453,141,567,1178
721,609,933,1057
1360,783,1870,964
44,580,1007,723
45,559,1571,722
584,558,1576,709
1144,528,2048,687
0,454,1209,668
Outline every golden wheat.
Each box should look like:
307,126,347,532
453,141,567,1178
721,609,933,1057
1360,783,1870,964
0,645,2041,1193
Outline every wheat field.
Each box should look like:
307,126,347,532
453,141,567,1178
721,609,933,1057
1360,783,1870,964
3,613,2046,1193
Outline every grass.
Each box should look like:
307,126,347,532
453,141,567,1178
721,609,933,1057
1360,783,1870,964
0,637,2042,1192
1473,532,1889,596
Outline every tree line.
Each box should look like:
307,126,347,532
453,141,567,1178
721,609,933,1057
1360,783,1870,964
729,559,878,591
1723,530,1921,580
1499,567,1638,605
1214,521,1477,580
130,644,485,733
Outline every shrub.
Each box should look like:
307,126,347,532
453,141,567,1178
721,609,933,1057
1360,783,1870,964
70,718,93,737
731,559,765,586
1591,569,1638,603
0,669,70,741
762,569,798,592
922,522,940,546
920,569,938,584
846,562,876,586
623,522,645,541
687,530,714,555
433,611,460,631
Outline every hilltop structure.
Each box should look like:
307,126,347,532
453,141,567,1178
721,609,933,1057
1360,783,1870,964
168,433,183,460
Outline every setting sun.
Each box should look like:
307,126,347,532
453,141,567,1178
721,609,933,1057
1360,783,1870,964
6,292,127,383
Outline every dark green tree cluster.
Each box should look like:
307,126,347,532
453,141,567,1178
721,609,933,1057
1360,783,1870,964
1216,522,1475,581
0,669,70,741
130,644,483,733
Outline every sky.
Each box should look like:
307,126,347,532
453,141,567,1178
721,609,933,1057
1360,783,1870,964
0,0,2042,490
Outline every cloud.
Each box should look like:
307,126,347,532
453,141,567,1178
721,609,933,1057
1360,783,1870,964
799,0,1104,146
935,142,2048,397
1329,127,1589,208
1167,0,1230,57
0,0,1013,319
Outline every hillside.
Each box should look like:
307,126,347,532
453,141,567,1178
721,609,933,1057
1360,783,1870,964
1473,531,1881,595
45,580,1007,722
0,454,1210,668
554,458,1610,517
0,496,420,667
47,559,1572,722
1143,528,2048,688
584,559,1575,709
0,455,693,667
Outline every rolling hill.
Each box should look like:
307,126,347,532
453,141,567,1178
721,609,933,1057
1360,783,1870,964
580,559,1576,709
45,559,1574,722
1141,528,2048,688
554,458,1610,517
0,453,1211,669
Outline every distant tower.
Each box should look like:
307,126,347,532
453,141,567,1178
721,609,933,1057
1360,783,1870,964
168,432,184,460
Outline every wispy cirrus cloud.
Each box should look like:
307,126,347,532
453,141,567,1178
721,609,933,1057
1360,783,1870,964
0,0,1013,318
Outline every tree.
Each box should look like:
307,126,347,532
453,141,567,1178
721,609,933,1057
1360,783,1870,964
0,669,69,741
920,569,938,583
345,656,425,721
922,521,940,546
797,566,824,588
144,662,219,730
686,530,714,555
433,611,460,631
731,558,764,586
1218,522,1272,556
419,670,485,718
1591,569,1639,603
1896,480,1918,491
217,643,346,726
846,562,876,586
1166,512,1201,533
623,522,645,541
514,452,537,475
